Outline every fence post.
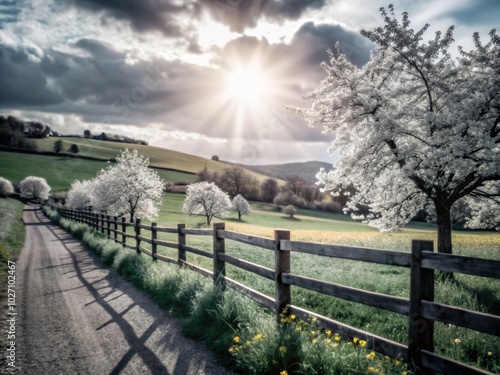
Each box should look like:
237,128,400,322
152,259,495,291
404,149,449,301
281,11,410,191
213,222,225,289
121,217,126,248
151,223,157,261
408,240,435,375
178,224,186,265
106,215,111,239
113,216,118,243
135,218,141,255
274,229,291,322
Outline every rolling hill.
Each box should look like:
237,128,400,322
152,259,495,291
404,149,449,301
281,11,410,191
0,137,285,190
243,160,333,184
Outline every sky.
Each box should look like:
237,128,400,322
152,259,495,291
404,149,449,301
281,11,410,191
0,0,498,165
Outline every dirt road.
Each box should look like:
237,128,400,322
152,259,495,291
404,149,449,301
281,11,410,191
9,206,234,374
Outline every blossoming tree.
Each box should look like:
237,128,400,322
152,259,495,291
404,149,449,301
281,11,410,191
66,179,95,210
183,181,231,225
20,176,51,201
292,6,500,254
91,149,164,222
0,177,14,197
231,194,251,220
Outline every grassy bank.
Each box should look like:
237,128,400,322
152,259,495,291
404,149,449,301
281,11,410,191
45,204,500,374
0,198,25,299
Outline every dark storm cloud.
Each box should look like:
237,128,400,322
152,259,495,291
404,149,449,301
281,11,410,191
0,44,64,107
201,0,326,32
72,0,199,36
291,22,372,68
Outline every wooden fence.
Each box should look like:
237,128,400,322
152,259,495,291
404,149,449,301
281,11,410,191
54,207,500,375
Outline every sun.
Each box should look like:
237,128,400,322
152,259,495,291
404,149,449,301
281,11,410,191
225,67,266,105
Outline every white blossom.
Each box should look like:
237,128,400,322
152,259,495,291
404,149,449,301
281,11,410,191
66,179,95,210
292,6,500,253
20,176,51,201
231,194,251,220
183,181,231,225
91,149,164,222
0,177,14,196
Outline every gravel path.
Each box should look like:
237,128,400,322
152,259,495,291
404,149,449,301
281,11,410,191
8,205,234,375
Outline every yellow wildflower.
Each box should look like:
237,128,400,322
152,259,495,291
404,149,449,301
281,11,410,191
402,372,409,375
280,371,288,375
279,346,287,353
359,340,367,348
253,333,263,341
233,336,240,344
290,314,296,321
366,351,376,360
455,338,461,344
394,360,401,366
312,317,317,323
332,343,339,348
334,335,341,342
347,342,353,346
325,330,332,336
312,339,318,344
368,366,380,372
311,330,317,336
326,339,332,344
353,337,360,344
384,356,390,363
487,351,493,356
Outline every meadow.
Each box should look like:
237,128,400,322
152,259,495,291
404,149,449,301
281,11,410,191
0,151,196,190
130,193,500,373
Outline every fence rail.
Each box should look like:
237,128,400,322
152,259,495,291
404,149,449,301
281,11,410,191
53,206,500,375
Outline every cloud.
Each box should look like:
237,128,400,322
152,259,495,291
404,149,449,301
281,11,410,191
72,0,199,37
200,0,327,32
0,44,64,107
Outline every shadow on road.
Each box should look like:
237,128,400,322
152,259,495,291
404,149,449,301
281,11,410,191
32,207,219,375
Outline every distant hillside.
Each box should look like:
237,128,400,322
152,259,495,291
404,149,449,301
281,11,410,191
31,137,276,184
243,161,333,184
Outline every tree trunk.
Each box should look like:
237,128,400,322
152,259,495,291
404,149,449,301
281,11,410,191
435,198,453,279
238,211,242,220
206,214,211,225
435,202,452,255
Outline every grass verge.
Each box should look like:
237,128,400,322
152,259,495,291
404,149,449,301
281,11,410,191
0,198,26,368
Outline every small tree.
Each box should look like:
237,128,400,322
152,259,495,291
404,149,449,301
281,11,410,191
53,140,63,154
70,144,79,154
91,149,165,222
83,130,91,138
20,176,51,201
232,194,251,220
183,181,231,225
0,177,14,197
211,155,220,161
283,205,297,218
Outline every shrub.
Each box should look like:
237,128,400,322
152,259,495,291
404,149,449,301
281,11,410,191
0,177,14,197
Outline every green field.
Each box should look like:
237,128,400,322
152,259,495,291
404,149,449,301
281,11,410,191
34,137,276,183
0,137,282,190
113,193,500,372
0,151,196,190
